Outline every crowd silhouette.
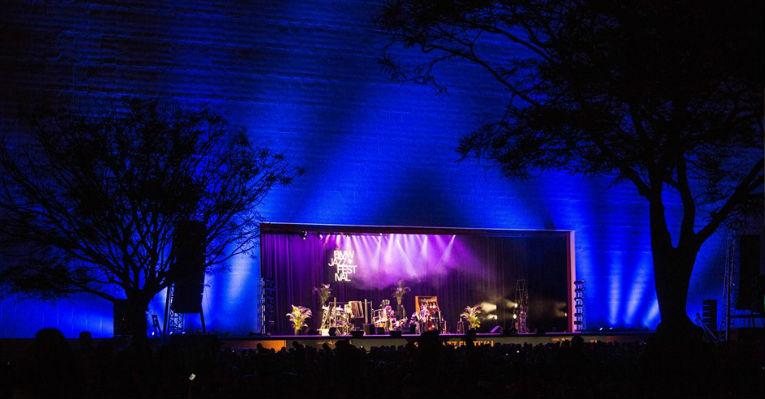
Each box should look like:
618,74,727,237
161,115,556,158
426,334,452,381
0,328,762,399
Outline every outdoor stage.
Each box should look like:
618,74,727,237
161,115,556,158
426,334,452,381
260,223,576,337
220,332,649,351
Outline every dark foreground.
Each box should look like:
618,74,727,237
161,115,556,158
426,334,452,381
1,329,763,399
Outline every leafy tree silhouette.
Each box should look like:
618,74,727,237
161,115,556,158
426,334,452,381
379,0,763,336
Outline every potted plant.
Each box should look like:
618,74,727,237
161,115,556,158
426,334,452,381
286,305,312,335
460,305,482,333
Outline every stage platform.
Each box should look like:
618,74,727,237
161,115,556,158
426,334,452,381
219,332,650,351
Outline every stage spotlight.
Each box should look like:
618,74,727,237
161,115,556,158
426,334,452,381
300,231,307,239
480,302,497,313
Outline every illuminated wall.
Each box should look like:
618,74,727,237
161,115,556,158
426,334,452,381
0,0,728,337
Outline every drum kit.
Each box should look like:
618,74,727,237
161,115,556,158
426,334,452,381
328,305,352,335
321,299,406,335
321,300,364,335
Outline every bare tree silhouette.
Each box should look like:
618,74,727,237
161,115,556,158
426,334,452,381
0,99,298,339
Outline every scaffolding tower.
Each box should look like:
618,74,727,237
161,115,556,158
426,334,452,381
722,234,736,342
515,279,529,333
574,280,585,332
260,277,276,335
162,283,206,336
163,285,185,336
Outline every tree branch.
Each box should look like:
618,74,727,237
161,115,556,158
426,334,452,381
697,158,764,242
675,156,697,249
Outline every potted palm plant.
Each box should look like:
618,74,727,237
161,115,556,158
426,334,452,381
460,305,482,334
286,305,312,335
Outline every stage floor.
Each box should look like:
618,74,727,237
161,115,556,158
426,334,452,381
220,332,650,351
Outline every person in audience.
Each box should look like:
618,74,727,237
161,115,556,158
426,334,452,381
0,327,761,398
13,328,82,399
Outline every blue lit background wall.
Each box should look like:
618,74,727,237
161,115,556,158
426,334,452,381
0,0,727,337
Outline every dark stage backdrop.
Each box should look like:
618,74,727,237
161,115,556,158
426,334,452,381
261,226,570,334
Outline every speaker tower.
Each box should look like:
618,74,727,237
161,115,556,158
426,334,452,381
170,220,206,313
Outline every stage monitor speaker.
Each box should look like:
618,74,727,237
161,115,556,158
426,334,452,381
113,299,129,336
702,299,717,332
171,221,206,313
736,235,763,312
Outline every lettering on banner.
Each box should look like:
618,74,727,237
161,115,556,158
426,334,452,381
328,249,357,282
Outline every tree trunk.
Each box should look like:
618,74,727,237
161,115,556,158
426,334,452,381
648,197,701,339
124,293,151,343
644,203,711,397
652,247,697,335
